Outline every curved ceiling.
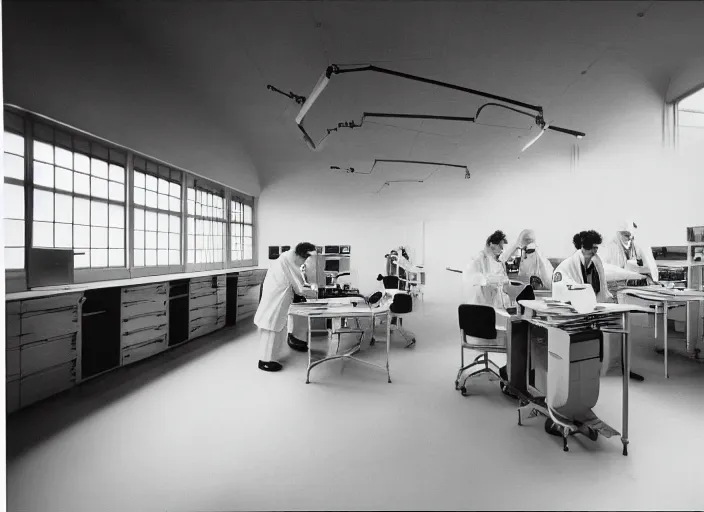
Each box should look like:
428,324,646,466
106,1,704,185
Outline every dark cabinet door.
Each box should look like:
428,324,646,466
81,288,121,379
226,274,238,326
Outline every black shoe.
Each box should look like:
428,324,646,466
258,360,283,372
544,418,563,437
287,334,308,352
629,371,645,382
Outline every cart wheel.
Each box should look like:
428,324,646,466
518,410,522,426
454,380,459,390
460,387,467,396
388,378,392,384
369,338,376,346
587,429,599,442
622,444,628,456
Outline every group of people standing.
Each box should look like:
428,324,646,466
465,221,659,384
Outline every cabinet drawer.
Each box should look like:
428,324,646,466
122,311,168,333
6,348,20,380
6,312,21,338
122,335,167,366
189,323,218,339
570,338,601,362
21,308,78,345
189,312,220,328
21,334,77,377
122,283,167,302
190,293,219,309
190,304,219,320
20,361,76,408
121,299,167,317
190,287,217,299
7,378,20,414
21,293,82,314
6,335,21,350
122,325,168,348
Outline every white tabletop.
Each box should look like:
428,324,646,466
289,297,389,318
6,266,266,302
620,286,704,302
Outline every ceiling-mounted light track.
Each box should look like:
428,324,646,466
331,159,470,181
289,64,586,151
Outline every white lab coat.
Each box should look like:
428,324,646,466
602,236,659,282
463,247,511,309
553,250,613,303
518,248,554,290
254,250,310,333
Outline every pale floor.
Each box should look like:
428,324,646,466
6,304,704,512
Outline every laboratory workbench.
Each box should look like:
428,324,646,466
5,266,268,415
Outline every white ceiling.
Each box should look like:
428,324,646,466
105,1,704,185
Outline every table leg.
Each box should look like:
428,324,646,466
622,312,630,456
306,316,313,384
664,302,669,379
386,311,392,383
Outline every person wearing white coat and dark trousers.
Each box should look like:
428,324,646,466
254,242,319,372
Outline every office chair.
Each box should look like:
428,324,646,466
455,304,510,396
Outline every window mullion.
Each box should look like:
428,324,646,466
24,116,34,278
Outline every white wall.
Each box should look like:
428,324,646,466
2,1,260,196
258,57,704,305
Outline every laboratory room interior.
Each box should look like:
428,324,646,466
1,1,703,511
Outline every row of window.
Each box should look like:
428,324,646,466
3,111,254,273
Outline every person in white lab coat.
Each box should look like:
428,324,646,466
463,230,522,398
463,230,511,309
502,229,554,290
602,220,659,283
553,230,612,303
254,242,319,372
602,220,658,382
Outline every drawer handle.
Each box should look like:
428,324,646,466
123,311,167,322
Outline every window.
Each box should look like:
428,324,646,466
3,112,26,270
677,86,704,128
133,158,182,267
4,106,258,284
230,198,253,261
30,123,127,269
187,186,225,265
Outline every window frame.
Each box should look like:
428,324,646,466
28,121,129,278
229,193,255,267
185,175,228,272
4,105,258,290
3,110,29,291
130,156,185,277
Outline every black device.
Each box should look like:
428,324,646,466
268,246,280,260
325,246,340,254
340,245,351,254
324,259,340,272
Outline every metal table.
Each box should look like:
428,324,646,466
618,287,704,378
288,298,392,384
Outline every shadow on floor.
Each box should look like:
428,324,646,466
6,320,257,462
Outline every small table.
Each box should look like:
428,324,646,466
288,298,392,384
618,287,704,378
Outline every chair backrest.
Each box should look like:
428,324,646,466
515,285,535,314
458,304,497,340
382,275,400,289
390,292,413,314
367,291,383,305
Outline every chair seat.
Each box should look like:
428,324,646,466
462,342,507,353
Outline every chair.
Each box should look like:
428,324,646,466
389,291,416,348
455,304,510,396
